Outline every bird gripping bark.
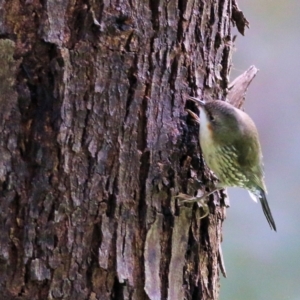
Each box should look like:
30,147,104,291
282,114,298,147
177,97,276,231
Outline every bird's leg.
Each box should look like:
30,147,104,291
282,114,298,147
175,188,220,219
175,188,220,203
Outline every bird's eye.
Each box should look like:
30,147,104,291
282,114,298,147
208,113,215,122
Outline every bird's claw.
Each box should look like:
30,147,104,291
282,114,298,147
174,193,197,202
174,193,209,219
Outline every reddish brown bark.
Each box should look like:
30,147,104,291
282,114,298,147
0,1,248,299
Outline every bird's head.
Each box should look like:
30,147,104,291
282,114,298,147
189,97,246,141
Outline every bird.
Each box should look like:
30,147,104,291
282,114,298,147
177,97,276,231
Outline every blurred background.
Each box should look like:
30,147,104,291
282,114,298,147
220,1,300,299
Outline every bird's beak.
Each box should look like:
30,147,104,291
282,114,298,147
188,97,205,107
185,109,200,124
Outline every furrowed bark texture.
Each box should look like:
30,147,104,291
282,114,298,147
0,0,246,299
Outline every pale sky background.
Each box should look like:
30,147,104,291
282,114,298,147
220,1,300,299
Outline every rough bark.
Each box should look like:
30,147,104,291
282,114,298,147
0,1,248,299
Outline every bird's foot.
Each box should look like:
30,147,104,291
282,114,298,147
174,193,209,219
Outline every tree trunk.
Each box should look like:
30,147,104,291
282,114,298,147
0,0,248,299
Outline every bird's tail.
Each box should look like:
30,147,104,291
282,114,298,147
250,189,276,231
